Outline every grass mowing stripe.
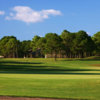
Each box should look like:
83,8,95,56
0,58,100,99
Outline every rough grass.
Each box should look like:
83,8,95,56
0,57,100,100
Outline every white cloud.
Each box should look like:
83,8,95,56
6,6,62,23
87,32,91,35
0,11,5,15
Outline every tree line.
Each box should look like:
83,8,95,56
0,30,100,59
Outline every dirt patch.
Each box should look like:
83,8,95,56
90,64,100,67
0,96,82,100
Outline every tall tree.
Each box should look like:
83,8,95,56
31,35,41,51
45,33,62,60
92,32,100,55
20,40,32,58
73,30,94,58
0,36,18,58
37,37,46,57
61,30,75,58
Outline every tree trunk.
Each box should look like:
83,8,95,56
16,47,18,58
54,51,57,61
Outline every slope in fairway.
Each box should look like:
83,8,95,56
0,58,100,100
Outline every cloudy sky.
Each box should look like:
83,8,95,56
0,0,100,40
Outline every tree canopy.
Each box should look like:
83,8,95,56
0,30,99,58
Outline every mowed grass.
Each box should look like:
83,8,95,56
0,58,100,100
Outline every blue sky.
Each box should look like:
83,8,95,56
0,0,100,41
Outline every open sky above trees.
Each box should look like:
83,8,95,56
1,0,100,41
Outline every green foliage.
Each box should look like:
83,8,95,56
31,35,41,51
61,30,76,56
92,32,100,55
45,33,62,53
72,30,95,57
37,37,46,55
20,40,31,57
0,36,18,57
0,29,100,58
73,30,89,51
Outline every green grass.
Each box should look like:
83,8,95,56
0,57,100,100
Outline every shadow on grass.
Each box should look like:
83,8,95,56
0,61,42,64
62,56,100,61
63,59,100,61
0,61,100,75
0,96,89,100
